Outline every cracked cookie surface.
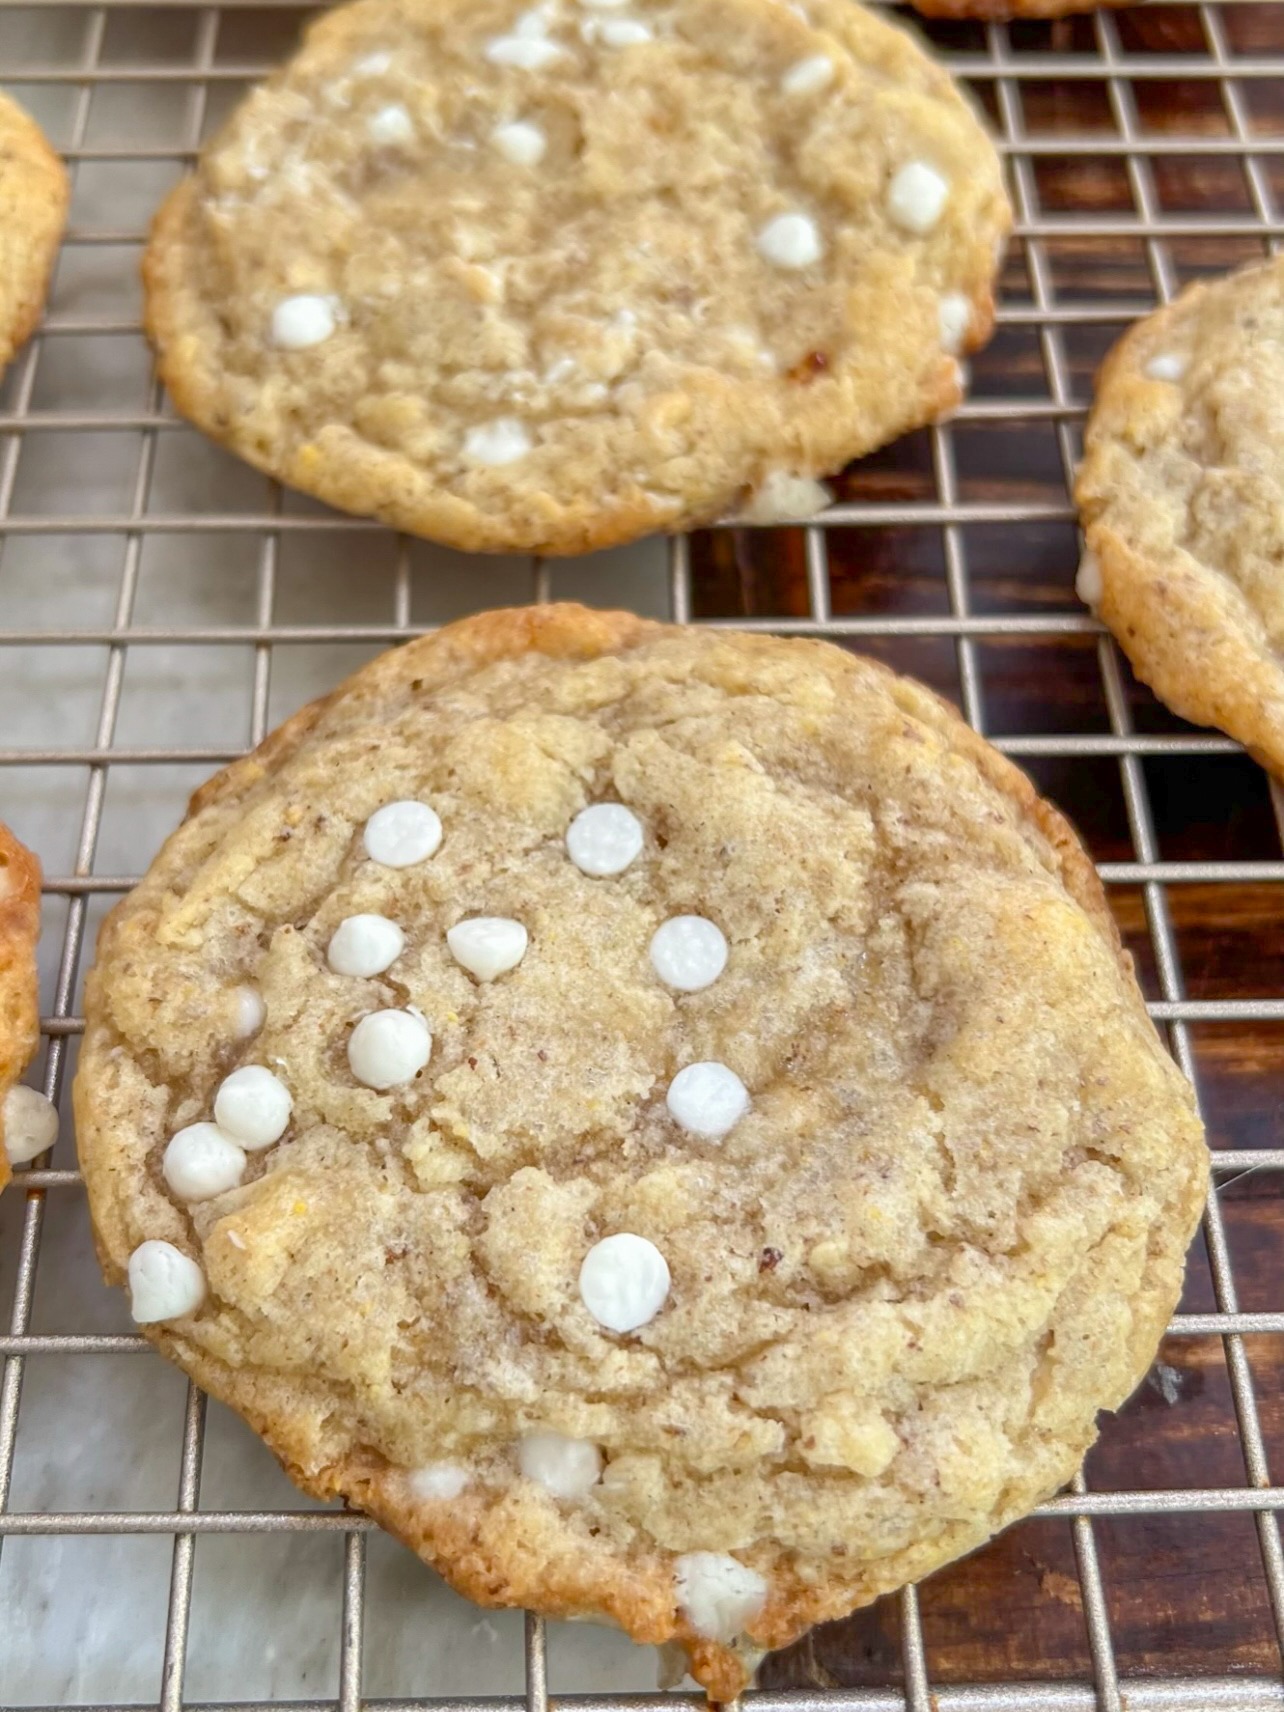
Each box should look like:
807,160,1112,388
75,604,1207,1696
143,0,1009,553
1076,256,1284,778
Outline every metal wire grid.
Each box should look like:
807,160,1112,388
2,1,1284,1707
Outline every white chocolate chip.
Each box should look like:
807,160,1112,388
368,103,414,144
1076,550,1103,609
363,800,443,867
162,1123,247,1202
271,294,337,350
674,1553,768,1642
328,914,406,978
1145,351,1187,382
353,50,393,75
491,120,547,165
409,1461,470,1500
2,1085,58,1166
566,803,644,876
666,1061,749,1140
598,17,652,44
485,35,565,68
128,1241,207,1324
233,985,265,1038
519,1431,603,1499
348,1008,431,1089
756,211,823,270
447,917,528,982
781,54,833,96
938,292,972,355
214,1065,292,1150
887,161,950,235
579,0,631,7
736,471,832,523
464,418,533,466
579,1232,670,1333
649,917,728,992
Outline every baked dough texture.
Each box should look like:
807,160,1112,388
0,825,42,1194
1076,256,1284,779
0,92,68,377
76,605,1207,1696
142,0,1010,554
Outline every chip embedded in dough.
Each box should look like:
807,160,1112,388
0,823,43,1192
0,93,69,378
1076,255,1284,780
142,0,1011,554
75,604,1207,1697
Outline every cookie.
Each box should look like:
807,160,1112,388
1,825,54,1192
75,604,1206,1695
0,92,69,378
1076,256,1284,778
142,0,1010,554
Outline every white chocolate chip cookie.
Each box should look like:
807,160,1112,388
0,92,68,378
142,0,1010,554
1076,255,1284,779
0,823,46,1192
75,605,1207,1698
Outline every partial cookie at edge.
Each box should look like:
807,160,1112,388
0,824,42,1192
0,92,69,376
1075,255,1284,779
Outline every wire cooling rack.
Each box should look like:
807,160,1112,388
3,2,1284,1708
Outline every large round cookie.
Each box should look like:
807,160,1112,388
1076,256,1284,779
0,93,68,377
76,605,1207,1697
142,0,1010,554
0,824,47,1192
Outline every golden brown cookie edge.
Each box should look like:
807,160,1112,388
0,822,42,1192
0,92,70,376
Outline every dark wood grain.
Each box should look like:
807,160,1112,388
728,3,1284,1693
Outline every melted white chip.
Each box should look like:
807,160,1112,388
409,1461,470,1500
598,17,652,44
214,1065,292,1150
492,120,547,165
271,294,337,350
162,1122,246,1202
447,917,528,982
2,1085,58,1165
1145,351,1187,382
781,54,833,96
348,1008,431,1089
368,103,414,144
579,1232,670,1333
887,161,950,235
674,1553,768,1642
464,418,533,466
579,0,631,7
519,1431,603,1499
233,985,265,1039
756,211,823,270
128,1241,207,1324
666,1061,749,1140
485,35,565,68
1076,550,1103,609
353,50,393,74
363,799,443,867
566,802,644,876
737,471,831,523
649,916,728,992
328,913,406,978
938,292,972,355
